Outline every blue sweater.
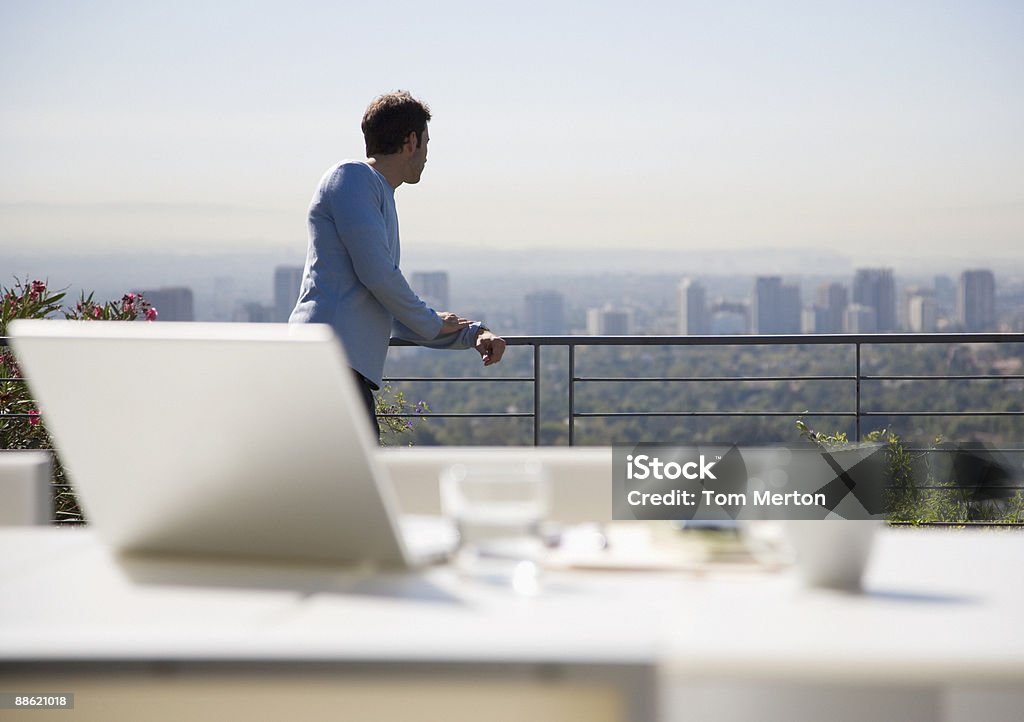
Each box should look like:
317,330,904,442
290,161,480,387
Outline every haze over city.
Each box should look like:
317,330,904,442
2,0,1022,267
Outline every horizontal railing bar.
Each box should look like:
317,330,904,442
891,486,1024,490
3,332,1022,348
17,436,1022,455
888,521,1024,527
385,377,534,382
7,373,534,386
884,448,1024,453
573,411,856,417
863,375,1024,381
379,412,533,419
574,375,857,382
390,332,1024,347
860,411,1024,416
12,374,1011,385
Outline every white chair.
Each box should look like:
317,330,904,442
0,450,52,525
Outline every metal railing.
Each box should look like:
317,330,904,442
387,332,1024,446
5,331,1023,444
5,331,1024,525
389,332,1024,526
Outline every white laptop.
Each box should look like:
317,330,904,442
9,319,454,568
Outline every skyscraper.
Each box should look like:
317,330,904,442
779,284,802,334
211,276,237,322
907,291,938,333
933,275,956,315
812,282,848,334
752,276,801,334
957,270,996,331
273,266,303,322
852,269,896,332
233,301,273,323
524,290,566,335
587,306,632,335
678,278,709,335
410,271,450,312
138,287,194,322
844,303,877,333
801,306,825,335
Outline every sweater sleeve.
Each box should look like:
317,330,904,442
392,319,483,350
325,164,442,340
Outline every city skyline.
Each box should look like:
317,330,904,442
2,1,1022,263
16,260,1012,335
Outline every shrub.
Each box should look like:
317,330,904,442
376,383,429,444
796,417,1024,525
1,278,157,522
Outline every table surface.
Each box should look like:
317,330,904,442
1,526,1022,685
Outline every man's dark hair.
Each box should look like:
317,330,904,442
361,91,431,156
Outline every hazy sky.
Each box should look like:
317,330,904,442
2,0,1022,263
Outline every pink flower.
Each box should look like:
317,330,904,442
92,307,102,319
145,307,158,322
28,280,46,300
28,409,41,427
3,353,21,379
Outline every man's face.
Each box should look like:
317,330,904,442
406,125,429,184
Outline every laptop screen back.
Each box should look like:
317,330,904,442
10,320,411,566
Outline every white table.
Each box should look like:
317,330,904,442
1,527,1022,722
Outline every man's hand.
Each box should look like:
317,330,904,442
475,328,506,366
439,312,472,335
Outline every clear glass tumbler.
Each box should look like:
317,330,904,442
440,462,549,592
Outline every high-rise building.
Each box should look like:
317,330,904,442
211,276,237,322
233,302,273,323
708,300,750,334
779,284,802,334
524,290,566,335
933,275,956,313
138,287,194,322
852,268,896,332
802,306,829,334
907,291,938,333
753,277,779,334
678,278,709,335
752,276,801,334
957,270,996,331
273,266,303,322
844,303,877,333
587,306,632,335
811,282,848,333
410,271,450,312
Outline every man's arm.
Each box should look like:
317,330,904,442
393,320,507,366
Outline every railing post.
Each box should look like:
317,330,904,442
855,341,862,441
533,344,541,446
568,343,576,446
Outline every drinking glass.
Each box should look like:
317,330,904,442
440,462,549,593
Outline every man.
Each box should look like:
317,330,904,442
290,91,506,434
